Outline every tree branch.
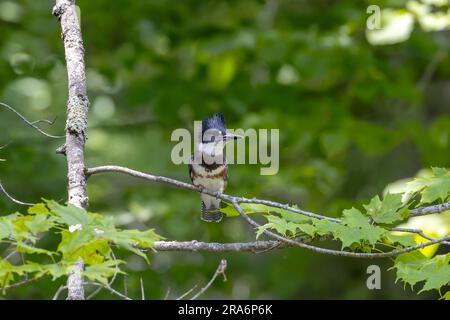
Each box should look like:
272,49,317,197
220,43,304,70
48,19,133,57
190,259,227,300
85,165,340,222
86,165,450,221
53,0,89,210
0,180,35,206
0,102,64,139
231,201,450,258
85,164,450,257
150,237,327,253
53,0,90,300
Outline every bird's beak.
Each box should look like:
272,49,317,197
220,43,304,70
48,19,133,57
224,133,243,141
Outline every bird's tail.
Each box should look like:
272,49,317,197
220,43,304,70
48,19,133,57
201,202,223,222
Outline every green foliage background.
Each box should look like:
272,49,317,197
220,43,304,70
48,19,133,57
0,0,449,299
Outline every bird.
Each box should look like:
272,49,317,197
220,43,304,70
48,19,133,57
189,113,241,222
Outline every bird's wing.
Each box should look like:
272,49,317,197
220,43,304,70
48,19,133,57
224,163,228,190
188,154,195,183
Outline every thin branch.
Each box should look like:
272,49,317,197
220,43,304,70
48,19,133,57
86,165,450,223
150,237,327,253
3,247,18,261
3,277,39,290
388,227,450,246
86,165,450,256
0,180,35,206
0,141,12,152
84,282,132,300
85,165,339,222
30,116,57,126
53,281,132,300
410,201,450,217
140,277,145,300
176,285,198,300
190,259,227,300
52,285,68,300
163,287,171,300
0,102,64,139
231,201,450,258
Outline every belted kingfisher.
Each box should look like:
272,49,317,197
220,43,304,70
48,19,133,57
189,113,242,222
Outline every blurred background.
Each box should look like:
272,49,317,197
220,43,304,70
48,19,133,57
1,0,449,299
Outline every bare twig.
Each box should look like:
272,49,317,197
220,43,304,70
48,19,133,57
0,142,10,149
3,277,40,290
0,102,64,139
140,277,145,300
0,180,35,206
387,227,450,246
163,287,171,300
84,282,132,300
0,144,6,161
3,249,18,261
52,285,68,300
190,259,227,300
30,116,57,126
53,281,132,300
176,285,198,300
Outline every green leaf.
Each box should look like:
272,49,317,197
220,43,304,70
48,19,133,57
341,208,386,246
420,255,450,293
47,201,92,226
24,214,54,235
0,259,14,288
57,228,97,257
393,252,450,293
11,262,44,276
113,229,161,248
39,263,68,280
27,203,49,215
70,239,110,265
220,203,268,217
407,167,450,204
384,233,416,247
363,193,409,224
221,202,312,227
314,208,386,249
0,216,15,239
83,260,124,285
108,228,162,264
297,223,317,237
256,215,311,238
